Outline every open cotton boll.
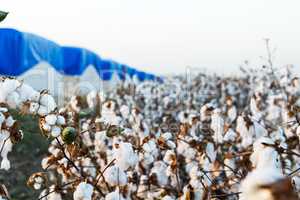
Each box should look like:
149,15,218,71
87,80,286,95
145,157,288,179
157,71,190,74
37,105,49,116
29,102,39,114
46,185,62,200
161,132,173,140
16,83,38,102
73,182,94,200
51,126,61,137
211,109,224,144
150,161,168,186
0,157,10,171
163,150,175,165
162,195,175,200
82,158,96,177
205,142,216,163
39,94,57,113
41,122,51,132
45,114,57,125
223,128,237,142
0,131,12,170
56,115,65,125
292,176,300,191
86,91,97,108
41,157,52,170
120,105,130,118
5,116,15,128
6,91,20,109
143,140,158,157
105,188,126,200
240,168,284,200
113,142,138,170
100,113,122,126
180,184,204,200
253,121,268,139
104,165,127,186
33,183,41,190
0,107,8,113
0,79,21,102
250,137,281,170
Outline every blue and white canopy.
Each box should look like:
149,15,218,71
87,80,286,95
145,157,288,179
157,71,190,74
0,28,163,82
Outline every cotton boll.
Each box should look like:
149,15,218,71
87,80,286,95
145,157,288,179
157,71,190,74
87,91,103,109
37,105,48,116
33,183,41,190
150,161,168,186
41,157,52,170
105,188,126,200
142,140,158,159
0,107,8,113
94,131,109,153
227,106,237,123
113,142,138,170
0,157,10,171
6,91,20,109
29,102,39,114
16,83,38,102
161,132,173,140
73,182,94,200
47,185,62,200
40,94,57,113
41,122,51,132
162,195,175,200
86,91,96,108
45,114,57,125
56,115,65,125
206,142,216,163
163,150,175,165
253,121,268,139
82,158,96,177
104,165,127,186
250,137,281,170
51,126,61,137
0,132,12,171
82,131,93,147
120,105,130,118
224,157,236,177
38,190,48,200
5,116,15,128
237,116,254,148
211,109,224,144
0,79,20,102
167,140,176,149
292,176,300,191
240,168,283,200
223,128,237,142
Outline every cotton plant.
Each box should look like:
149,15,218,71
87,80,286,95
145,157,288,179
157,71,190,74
0,78,67,171
0,63,299,199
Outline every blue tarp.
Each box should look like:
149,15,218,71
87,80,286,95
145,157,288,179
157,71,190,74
0,28,162,82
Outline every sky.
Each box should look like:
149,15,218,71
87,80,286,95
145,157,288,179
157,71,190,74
1,0,300,75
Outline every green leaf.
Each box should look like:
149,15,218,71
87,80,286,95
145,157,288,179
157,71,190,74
0,11,8,22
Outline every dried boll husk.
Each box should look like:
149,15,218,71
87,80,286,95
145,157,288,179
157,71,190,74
0,184,10,199
39,118,51,138
27,172,48,190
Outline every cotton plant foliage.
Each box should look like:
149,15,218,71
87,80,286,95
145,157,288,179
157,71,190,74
0,65,300,200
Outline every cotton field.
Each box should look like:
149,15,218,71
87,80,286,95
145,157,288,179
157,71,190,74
0,64,300,200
